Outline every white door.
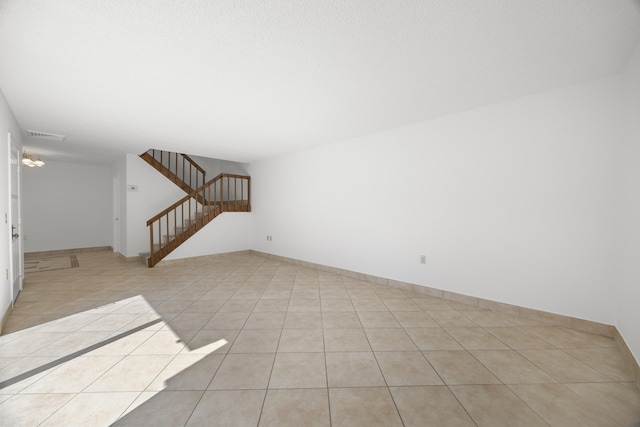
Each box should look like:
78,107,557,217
8,132,22,304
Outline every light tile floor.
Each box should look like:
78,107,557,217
1,250,639,426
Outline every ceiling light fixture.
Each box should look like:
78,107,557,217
22,152,45,167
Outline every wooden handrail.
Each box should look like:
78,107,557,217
141,149,206,193
146,173,251,267
181,154,206,175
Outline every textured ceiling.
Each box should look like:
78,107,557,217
1,0,639,165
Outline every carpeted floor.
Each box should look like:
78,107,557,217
24,255,79,273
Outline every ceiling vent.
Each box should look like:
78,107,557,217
27,130,66,142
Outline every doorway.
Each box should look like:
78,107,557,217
8,132,22,305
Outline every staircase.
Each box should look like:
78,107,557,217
140,149,251,267
140,149,207,193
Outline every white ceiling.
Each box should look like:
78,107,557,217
1,0,639,165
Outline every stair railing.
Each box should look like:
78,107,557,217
141,149,207,192
146,173,251,267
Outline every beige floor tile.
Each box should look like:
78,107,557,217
85,355,173,391
0,357,18,370
364,328,418,351
131,330,193,355
37,313,105,332
451,384,548,427
348,289,379,299
200,290,234,301
518,349,611,382
326,352,385,387
320,298,355,312
39,391,140,427
260,290,292,299
2,314,60,334
229,329,281,353
81,310,144,332
484,326,555,349
291,289,320,299
114,390,203,426
323,329,371,352
244,312,286,329
21,355,122,393
357,311,400,328
350,298,389,311
5,251,638,426
509,383,619,426
167,312,214,331
278,329,324,352
231,289,265,299
462,310,515,327
320,289,350,299
183,329,238,354
117,312,168,332
329,387,403,427
203,312,250,329
87,330,155,356
147,353,224,391
375,351,443,386
182,299,226,313
0,393,76,426
0,332,67,357
321,312,362,329
444,301,480,311
260,388,330,427
253,299,289,312
382,298,420,312
0,356,64,394
269,352,327,388
209,353,275,390
563,347,636,381
566,382,640,426
390,386,475,427
424,350,500,385
375,288,409,299
142,289,180,301
154,299,194,314
412,297,453,310
445,327,509,350
172,288,209,301
428,310,478,327
283,312,323,329
218,299,257,313
525,326,612,349
404,327,464,350
470,350,556,384
31,331,112,357
187,390,266,426
287,299,321,312
391,311,438,328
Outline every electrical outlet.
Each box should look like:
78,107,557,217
266,235,272,241
420,255,426,264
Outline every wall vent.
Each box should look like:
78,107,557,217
27,130,66,142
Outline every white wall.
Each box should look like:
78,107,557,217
21,160,112,252
0,88,22,324
165,212,252,261
188,155,248,179
124,153,186,257
250,76,620,325
617,41,640,363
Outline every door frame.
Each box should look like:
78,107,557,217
7,132,22,306
112,173,120,253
